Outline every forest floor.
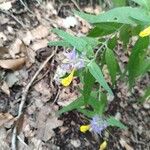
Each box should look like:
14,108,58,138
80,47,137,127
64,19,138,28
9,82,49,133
0,0,150,150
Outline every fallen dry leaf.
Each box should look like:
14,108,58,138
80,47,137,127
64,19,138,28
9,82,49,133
6,72,19,87
0,113,14,127
46,2,57,15
0,57,26,70
0,2,12,10
9,38,23,58
31,39,48,51
119,138,134,150
57,87,78,106
1,81,10,96
26,47,36,66
22,31,33,45
31,25,49,40
36,105,63,141
22,25,48,46
0,32,7,41
34,80,52,98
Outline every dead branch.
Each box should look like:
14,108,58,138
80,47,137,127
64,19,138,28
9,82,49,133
11,47,57,150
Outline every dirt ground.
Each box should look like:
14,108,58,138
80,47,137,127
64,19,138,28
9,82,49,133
0,0,150,150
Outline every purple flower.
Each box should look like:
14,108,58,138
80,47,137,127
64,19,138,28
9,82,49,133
54,48,85,83
64,48,77,60
90,115,108,135
63,48,85,70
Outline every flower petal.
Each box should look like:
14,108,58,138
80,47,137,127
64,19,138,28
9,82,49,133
139,26,150,37
80,125,90,133
90,115,108,135
61,69,75,86
99,141,107,150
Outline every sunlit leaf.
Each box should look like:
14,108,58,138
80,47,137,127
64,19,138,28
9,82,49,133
87,60,113,95
75,7,150,25
58,97,84,114
88,22,122,37
107,117,127,129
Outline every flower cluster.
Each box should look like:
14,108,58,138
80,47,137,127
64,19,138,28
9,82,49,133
54,48,85,86
80,115,108,150
80,115,108,135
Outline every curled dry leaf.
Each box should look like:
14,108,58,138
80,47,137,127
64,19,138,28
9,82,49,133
0,57,26,70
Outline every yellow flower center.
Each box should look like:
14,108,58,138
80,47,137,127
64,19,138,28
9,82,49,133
139,26,150,37
61,69,75,86
80,125,90,133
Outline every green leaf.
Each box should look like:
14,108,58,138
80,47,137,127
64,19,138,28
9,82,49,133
88,22,122,37
107,117,127,129
48,40,71,47
81,37,99,48
119,25,131,47
77,108,95,118
112,0,126,7
58,97,84,114
131,25,143,36
52,29,94,56
52,29,86,52
98,92,107,115
74,7,150,25
139,86,150,103
83,69,95,104
128,37,149,87
87,93,107,115
137,58,150,76
87,60,113,95
105,48,118,85
107,36,117,50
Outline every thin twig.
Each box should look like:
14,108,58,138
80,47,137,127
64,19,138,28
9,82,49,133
11,48,57,150
70,0,82,11
17,136,30,149
32,69,50,85
0,9,26,28
51,88,60,105
19,0,33,14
